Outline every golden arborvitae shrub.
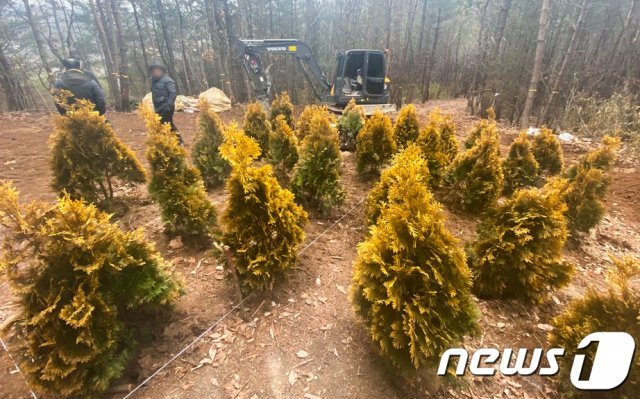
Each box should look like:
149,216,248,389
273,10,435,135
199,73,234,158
502,132,540,195
364,144,430,225
268,114,299,181
356,109,397,175
531,127,564,175
470,187,573,302
446,130,504,213
0,182,180,397
549,255,639,397
291,112,345,212
191,98,229,189
558,136,621,234
351,169,479,372
219,125,307,293
337,99,365,151
416,109,459,186
270,91,295,128
568,134,621,175
243,102,272,154
464,117,498,150
558,166,609,234
393,103,420,148
296,104,335,142
50,99,145,205
141,105,217,241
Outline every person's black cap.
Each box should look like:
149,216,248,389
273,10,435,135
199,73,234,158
62,58,81,70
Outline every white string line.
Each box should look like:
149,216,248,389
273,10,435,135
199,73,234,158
122,197,365,398
0,337,39,399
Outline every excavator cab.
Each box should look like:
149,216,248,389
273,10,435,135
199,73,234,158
235,39,393,114
329,50,389,105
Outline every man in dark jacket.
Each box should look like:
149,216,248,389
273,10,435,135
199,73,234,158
54,58,106,115
148,61,180,138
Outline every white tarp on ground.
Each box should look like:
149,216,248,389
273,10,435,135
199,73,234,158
141,87,231,113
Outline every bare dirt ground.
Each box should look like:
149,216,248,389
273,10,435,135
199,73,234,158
0,99,639,399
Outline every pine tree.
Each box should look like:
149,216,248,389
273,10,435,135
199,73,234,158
502,132,540,195
351,168,479,372
566,134,621,176
0,182,180,397
549,255,639,398
141,105,217,242
291,111,345,213
416,109,459,186
337,99,365,151
470,187,573,302
243,102,271,155
268,114,299,182
50,98,145,205
365,144,430,225
297,104,335,142
393,103,420,148
192,98,229,189
446,130,504,213
356,109,396,175
220,125,307,293
531,127,564,175
270,91,294,128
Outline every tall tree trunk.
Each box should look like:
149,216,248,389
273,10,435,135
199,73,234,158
539,0,587,123
490,0,512,60
422,8,441,102
129,0,149,69
0,45,29,110
22,0,53,85
154,0,180,91
212,0,235,100
89,0,120,107
204,0,224,88
520,0,551,128
109,0,129,111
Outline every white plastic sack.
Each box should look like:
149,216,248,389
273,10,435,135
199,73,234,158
198,87,232,112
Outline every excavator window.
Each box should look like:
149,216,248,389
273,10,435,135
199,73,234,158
344,52,365,81
365,52,385,95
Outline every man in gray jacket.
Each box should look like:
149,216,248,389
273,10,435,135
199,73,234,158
148,61,181,142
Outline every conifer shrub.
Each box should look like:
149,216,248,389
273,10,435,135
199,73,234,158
393,103,420,148
464,117,497,150
558,166,609,234
445,130,504,213
243,102,272,155
219,125,307,293
50,98,146,205
531,127,564,175
291,112,345,213
337,99,365,151
268,114,299,181
141,105,217,241
296,104,335,142
191,99,229,189
364,144,430,225
559,136,621,234
351,169,479,372
502,132,540,195
416,109,459,186
0,182,180,397
470,187,573,302
356,109,397,175
270,91,294,128
549,255,640,398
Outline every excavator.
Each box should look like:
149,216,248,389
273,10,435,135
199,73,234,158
234,39,394,114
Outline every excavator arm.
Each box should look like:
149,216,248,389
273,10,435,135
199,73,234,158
234,39,331,102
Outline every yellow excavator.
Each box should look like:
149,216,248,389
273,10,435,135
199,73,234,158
235,39,394,114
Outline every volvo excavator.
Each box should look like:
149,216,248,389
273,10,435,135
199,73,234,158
234,39,394,114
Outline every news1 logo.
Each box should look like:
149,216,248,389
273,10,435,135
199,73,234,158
437,332,636,390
